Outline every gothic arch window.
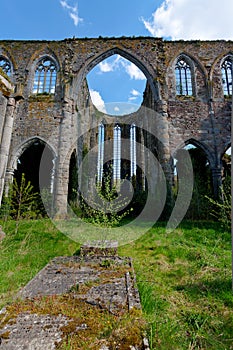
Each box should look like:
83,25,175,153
130,124,136,178
113,124,121,183
175,57,193,96
0,56,12,76
221,57,233,96
33,57,57,94
97,123,105,184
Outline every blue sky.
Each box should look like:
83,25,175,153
0,0,162,40
0,0,232,115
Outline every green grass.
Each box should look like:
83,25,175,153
0,219,79,308
0,219,232,349
119,221,233,349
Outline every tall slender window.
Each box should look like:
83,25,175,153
33,57,57,94
97,123,105,184
130,124,136,177
175,58,193,96
0,57,11,76
221,58,233,96
113,124,121,183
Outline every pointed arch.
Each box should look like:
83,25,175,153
72,47,160,101
12,137,57,195
11,136,57,169
0,55,12,77
26,49,60,95
168,51,208,100
33,56,58,94
175,55,194,96
174,138,215,169
220,54,233,96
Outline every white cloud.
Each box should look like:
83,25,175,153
60,0,83,27
142,0,233,40
128,88,141,102
131,89,141,96
89,89,106,113
99,61,114,73
98,55,146,80
124,62,146,80
98,55,121,73
114,106,120,112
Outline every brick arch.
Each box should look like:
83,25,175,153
10,136,57,170
71,46,160,101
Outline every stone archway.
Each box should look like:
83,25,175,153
14,137,55,195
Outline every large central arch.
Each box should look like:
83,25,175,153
71,47,160,102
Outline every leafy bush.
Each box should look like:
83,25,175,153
80,172,132,228
206,182,231,231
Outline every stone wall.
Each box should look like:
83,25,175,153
0,38,231,212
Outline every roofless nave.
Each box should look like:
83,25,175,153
0,37,231,216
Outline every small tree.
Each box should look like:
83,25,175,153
7,174,40,232
206,181,231,231
80,171,133,229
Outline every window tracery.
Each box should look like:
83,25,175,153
0,57,11,76
33,57,57,94
221,57,233,96
175,58,193,96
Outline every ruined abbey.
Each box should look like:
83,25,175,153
0,37,231,216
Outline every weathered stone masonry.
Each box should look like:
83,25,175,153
0,38,231,214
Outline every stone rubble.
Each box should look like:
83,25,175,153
0,244,147,349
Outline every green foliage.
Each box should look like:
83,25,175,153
0,174,47,233
40,188,54,217
206,182,231,231
80,171,133,228
0,219,79,308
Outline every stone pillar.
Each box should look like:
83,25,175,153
0,98,16,204
156,100,174,213
4,167,15,196
211,167,222,199
53,99,74,217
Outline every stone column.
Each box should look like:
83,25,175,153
156,100,174,213
211,167,223,199
0,98,16,204
53,98,74,217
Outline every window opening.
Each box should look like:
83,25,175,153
113,125,121,183
97,123,105,184
0,57,11,76
33,58,57,94
221,58,233,96
175,58,193,96
130,124,137,177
